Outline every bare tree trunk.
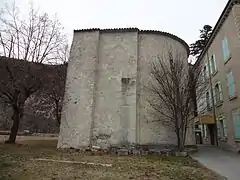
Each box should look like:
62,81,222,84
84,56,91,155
179,129,185,152
55,99,61,126
5,109,21,144
147,49,205,153
176,127,185,151
176,129,181,150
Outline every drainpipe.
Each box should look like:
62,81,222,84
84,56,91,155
206,51,219,146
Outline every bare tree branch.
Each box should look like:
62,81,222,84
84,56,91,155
0,2,68,143
146,46,205,151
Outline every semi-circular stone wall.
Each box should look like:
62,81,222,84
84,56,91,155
137,32,189,146
57,28,192,149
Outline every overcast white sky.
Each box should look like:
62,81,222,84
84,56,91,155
1,0,228,45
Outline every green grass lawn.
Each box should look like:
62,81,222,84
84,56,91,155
0,138,219,180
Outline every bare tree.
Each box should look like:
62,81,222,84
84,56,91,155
0,3,67,63
42,43,68,126
0,57,42,143
0,3,68,143
146,49,204,151
44,63,67,126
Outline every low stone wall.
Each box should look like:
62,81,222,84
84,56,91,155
59,144,198,157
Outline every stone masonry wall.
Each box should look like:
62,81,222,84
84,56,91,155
58,29,195,149
138,34,189,145
93,32,138,148
58,31,100,149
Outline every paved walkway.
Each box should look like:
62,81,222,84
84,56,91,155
191,145,240,180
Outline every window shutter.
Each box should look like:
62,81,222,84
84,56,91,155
222,36,230,61
213,54,217,72
229,71,233,81
227,72,235,97
230,72,235,97
227,73,230,86
209,90,213,107
233,110,240,139
222,39,227,61
225,37,230,59
204,124,207,137
213,86,216,104
209,57,213,74
222,118,228,137
218,81,223,101
228,72,233,97
217,120,221,138
205,62,209,78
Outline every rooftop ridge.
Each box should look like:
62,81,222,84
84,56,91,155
196,0,240,65
74,28,190,55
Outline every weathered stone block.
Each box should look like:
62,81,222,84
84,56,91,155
140,150,148,156
117,149,129,156
149,149,162,155
175,151,188,157
132,149,141,155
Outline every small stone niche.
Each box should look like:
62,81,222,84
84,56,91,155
121,77,130,84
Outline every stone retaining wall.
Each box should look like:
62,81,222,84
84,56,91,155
59,144,198,157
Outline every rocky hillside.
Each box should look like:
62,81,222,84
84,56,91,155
0,57,67,133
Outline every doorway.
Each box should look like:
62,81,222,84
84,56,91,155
208,124,215,145
195,131,203,144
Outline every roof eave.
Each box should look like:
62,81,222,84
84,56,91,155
195,0,240,66
73,28,190,56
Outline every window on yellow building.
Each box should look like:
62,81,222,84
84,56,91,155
209,54,217,74
232,109,240,140
218,118,227,138
222,36,230,62
226,71,236,98
206,92,210,110
214,81,223,104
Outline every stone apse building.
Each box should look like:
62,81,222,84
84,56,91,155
58,28,195,149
